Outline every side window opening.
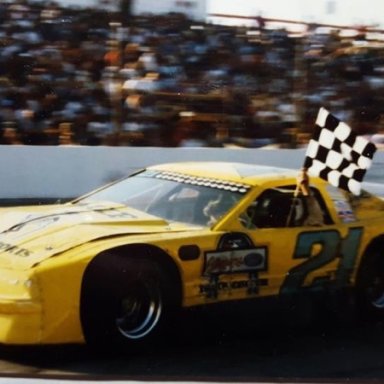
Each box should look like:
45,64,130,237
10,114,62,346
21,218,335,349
240,185,333,229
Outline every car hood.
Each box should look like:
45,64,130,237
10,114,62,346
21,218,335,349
0,201,195,270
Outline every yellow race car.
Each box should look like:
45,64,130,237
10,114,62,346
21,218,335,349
0,161,382,346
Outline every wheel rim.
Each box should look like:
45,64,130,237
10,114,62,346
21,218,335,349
115,282,162,340
367,275,384,309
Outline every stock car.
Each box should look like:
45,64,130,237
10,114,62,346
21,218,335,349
0,161,383,347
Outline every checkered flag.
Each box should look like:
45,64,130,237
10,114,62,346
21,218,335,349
304,108,377,195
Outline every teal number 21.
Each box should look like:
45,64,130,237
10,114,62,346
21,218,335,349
280,228,363,295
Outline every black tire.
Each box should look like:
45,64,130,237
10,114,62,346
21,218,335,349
80,252,179,349
355,251,384,321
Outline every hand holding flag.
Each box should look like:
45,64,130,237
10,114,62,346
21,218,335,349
303,108,377,195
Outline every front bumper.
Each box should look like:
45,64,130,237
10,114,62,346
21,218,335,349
0,272,43,345
0,304,42,344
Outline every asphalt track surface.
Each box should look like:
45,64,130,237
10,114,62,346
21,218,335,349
0,304,383,383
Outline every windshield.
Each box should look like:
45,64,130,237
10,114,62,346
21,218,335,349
77,170,249,226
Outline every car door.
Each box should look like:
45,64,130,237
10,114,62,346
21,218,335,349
234,183,363,300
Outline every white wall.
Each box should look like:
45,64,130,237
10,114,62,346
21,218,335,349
207,0,384,29
1,146,383,200
0,146,304,199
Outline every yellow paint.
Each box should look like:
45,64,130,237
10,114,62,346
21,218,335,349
0,162,380,344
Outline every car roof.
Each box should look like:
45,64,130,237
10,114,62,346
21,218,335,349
149,161,316,187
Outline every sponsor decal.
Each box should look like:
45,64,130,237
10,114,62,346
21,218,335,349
201,240,268,298
200,279,249,294
7,216,60,233
98,209,136,219
203,248,267,276
334,200,356,223
0,242,31,257
199,274,268,299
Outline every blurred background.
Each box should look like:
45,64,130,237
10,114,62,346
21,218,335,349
1,0,384,148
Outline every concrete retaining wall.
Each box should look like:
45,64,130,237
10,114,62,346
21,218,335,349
0,146,382,200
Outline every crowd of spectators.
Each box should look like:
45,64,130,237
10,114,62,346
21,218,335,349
1,0,384,147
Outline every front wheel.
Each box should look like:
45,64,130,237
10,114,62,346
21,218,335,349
80,252,178,349
115,273,163,340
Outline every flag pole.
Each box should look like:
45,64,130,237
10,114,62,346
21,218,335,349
286,167,309,226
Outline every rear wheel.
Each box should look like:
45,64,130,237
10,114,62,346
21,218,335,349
80,252,178,349
356,251,384,321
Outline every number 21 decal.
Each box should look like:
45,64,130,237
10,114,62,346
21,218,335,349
280,228,363,295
